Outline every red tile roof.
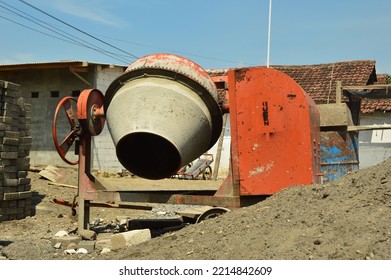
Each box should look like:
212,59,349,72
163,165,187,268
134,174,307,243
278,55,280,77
272,60,377,104
358,73,391,113
361,98,391,113
208,60,384,113
375,74,389,84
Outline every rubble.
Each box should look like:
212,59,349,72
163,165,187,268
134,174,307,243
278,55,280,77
111,229,152,251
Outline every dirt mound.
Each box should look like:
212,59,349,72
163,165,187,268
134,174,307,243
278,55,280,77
1,157,391,260
103,157,391,260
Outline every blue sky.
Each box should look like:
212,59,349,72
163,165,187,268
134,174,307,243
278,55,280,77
1,0,391,74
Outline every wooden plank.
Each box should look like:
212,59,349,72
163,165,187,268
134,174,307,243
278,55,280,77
348,124,391,132
343,84,391,91
48,182,78,189
38,165,66,183
336,81,342,104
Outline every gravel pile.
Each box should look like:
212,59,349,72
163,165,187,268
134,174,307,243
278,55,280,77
102,157,391,260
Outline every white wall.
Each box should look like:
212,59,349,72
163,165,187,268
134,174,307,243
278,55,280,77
91,66,126,171
204,135,231,179
359,111,391,168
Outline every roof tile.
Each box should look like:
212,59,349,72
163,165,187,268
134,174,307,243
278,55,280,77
273,60,377,104
208,60,391,113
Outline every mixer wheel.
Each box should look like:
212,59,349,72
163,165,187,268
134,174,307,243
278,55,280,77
52,96,79,165
202,166,212,180
196,207,230,223
52,89,105,165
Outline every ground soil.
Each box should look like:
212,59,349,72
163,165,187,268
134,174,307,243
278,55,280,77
1,157,391,260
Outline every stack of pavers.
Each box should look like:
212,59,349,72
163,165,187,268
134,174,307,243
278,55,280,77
0,80,32,221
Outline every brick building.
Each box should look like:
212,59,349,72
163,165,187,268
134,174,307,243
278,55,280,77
0,61,126,170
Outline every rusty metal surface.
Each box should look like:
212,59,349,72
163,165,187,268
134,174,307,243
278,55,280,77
93,177,221,192
169,193,242,209
125,53,218,101
227,67,321,196
320,130,359,182
77,89,105,136
52,96,79,165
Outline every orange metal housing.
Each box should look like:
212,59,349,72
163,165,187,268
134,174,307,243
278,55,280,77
227,67,321,195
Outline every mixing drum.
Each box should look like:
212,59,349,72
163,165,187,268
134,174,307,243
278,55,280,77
104,54,223,179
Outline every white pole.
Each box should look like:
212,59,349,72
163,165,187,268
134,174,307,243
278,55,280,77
266,0,272,68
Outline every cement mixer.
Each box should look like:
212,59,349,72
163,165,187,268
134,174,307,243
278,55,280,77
52,53,321,230
104,54,223,180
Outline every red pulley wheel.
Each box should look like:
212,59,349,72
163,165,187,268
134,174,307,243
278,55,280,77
52,96,79,165
52,89,105,165
77,89,105,136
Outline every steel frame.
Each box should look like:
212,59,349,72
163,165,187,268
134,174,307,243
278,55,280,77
72,66,321,230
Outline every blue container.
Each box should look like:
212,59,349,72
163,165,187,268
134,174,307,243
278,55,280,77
320,130,359,182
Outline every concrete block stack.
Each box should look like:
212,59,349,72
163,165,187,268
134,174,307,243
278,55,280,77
0,80,32,221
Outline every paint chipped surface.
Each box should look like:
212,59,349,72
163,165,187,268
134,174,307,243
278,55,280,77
249,161,274,177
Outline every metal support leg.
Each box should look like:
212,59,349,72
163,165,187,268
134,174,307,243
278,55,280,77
78,197,90,230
